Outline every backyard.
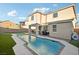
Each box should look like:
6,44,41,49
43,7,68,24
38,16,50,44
0,33,16,55
70,40,79,48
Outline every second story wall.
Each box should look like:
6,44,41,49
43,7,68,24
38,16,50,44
41,14,46,25
47,6,76,23
28,13,41,24
25,5,76,28
35,13,41,24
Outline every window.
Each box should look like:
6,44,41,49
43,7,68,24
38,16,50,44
31,15,34,20
52,25,57,32
53,13,58,18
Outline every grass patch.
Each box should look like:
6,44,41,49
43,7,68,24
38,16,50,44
70,40,79,48
0,33,16,55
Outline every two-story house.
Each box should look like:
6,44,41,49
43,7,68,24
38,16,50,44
23,5,77,40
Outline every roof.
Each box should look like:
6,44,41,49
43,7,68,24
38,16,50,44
0,20,10,23
30,23,40,26
25,4,76,24
20,21,25,23
48,19,73,25
0,20,18,25
28,11,46,17
47,4,76,14
47,4,77,20
28,4,76,17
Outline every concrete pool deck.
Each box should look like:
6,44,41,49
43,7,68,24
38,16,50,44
12,34,33,55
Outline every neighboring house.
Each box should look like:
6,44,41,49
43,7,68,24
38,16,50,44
0,20,20,29
20,21,26,29
74,24,79,35
22,5,77,40
75,24,79,28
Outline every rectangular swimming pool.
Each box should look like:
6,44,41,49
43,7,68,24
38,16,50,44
28,37,65,55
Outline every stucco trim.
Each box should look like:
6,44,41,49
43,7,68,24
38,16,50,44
48,19,73,25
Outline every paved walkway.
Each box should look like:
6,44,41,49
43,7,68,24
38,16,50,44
38,36,79,55
12,34,33,55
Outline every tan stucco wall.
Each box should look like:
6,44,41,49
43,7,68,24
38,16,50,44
41,14,46,24
24,5,76,35
31,14,37,24
47,7,76,23
23,16,32,29
25,6,76,28
48,22,74,40
0,21,19,29
26,13,41,25
35,13,41,24
25,13,46,26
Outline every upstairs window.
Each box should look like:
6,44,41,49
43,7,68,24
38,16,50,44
31,15,34,20
53,13,58,18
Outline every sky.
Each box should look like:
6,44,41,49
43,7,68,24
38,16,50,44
0,3,79,24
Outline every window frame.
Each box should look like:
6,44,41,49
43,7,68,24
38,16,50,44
52,24,57,32
53,12,58,18
31,15,34,20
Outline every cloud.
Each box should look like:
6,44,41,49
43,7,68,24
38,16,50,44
32,7,50,13
18,17,26,20
7,10,17,17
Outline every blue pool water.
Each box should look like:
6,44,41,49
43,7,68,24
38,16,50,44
28,37,64,55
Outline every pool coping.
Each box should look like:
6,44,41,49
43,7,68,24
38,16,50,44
24,44,38,55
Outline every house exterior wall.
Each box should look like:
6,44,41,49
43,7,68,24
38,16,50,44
48,21,74,40
25,13,46,27
0,21,19,29
35,13,41,24
47,7,76,23
25,5,76,28
23,5,76,40
41,14,46,25
25,16,32,29
31,14,37,24
21,16,32,29
27,6,76,27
